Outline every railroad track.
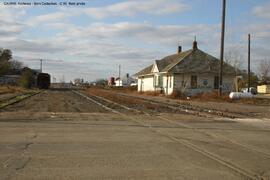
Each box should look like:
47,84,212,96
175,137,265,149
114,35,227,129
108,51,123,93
73,90,266,180
88,90,250,119
76,90,270,158
87,90,270,156
0,91,42,110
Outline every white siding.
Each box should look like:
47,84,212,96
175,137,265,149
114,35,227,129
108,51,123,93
174,73,234,95
137,76,155,92
138,73,234,95
162,75,174,95
152,64,159,73
174,74,190,90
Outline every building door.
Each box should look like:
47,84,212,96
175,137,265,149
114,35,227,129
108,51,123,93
191,75,197,89
214,76,219,89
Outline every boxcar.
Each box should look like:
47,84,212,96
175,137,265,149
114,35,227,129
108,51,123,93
37,73,50,89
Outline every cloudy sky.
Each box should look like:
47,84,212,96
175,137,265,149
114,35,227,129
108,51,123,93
0,0,269,82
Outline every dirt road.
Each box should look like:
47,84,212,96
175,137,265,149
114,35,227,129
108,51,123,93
0,89,270,179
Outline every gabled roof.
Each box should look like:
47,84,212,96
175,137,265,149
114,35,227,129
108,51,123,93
134,49,192,76
157,49,193,72
134,64,153,76
135,48,237,77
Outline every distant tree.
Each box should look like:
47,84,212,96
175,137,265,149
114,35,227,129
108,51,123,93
95,79,107,87
0,61,11,75
18,68,35,88
239,70,259,89
0,49,12,62
10,60,23,70
0,49,13,75
258,60,270,84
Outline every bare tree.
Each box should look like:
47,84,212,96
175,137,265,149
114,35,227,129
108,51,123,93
258,60,270,84
224,48,243,74
10,60,23,70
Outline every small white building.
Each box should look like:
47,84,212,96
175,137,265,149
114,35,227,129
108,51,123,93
115,74,137,87
135,41,237,96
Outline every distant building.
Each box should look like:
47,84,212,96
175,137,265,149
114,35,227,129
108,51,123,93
135,41,237,95
108,77,115,86
0,75,20,85
0,67,42,86
115,73,137,87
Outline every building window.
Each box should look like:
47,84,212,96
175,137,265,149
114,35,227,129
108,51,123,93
191,75,197,88
169,76,171,88
214,76,219,89
154,75,158,87
154,75,163,87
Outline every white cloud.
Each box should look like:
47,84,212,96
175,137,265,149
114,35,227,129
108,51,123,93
245,24,270,40
83,0,190,19
0,20,24,36
0,5,27,21
252,2,270,19
27,11,79,26
0,16,221,81
55,22,218,49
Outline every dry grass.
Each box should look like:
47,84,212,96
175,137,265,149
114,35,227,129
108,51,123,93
105,86,137,93
237,98,270,106
189,91,270,105
0,85,28,95
191,91,231,102
168,91,187,99
88,87,270,106
139,91,161,96
86,88,167,111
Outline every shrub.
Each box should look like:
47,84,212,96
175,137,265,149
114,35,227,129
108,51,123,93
18,69,35,89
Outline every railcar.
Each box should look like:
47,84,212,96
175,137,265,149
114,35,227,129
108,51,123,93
37,73,50,89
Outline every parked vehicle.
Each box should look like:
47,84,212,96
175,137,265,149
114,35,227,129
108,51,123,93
37,73,50,89
241,87,257,95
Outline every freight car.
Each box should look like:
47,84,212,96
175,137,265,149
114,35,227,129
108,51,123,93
37,73,50,89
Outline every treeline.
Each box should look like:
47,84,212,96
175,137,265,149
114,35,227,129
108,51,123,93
0,48,35,88
0,48,23,75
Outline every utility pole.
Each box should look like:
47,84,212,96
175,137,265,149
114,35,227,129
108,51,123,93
248,34,251,92
40,59,43,73
119,65,121,86
219,0,226,96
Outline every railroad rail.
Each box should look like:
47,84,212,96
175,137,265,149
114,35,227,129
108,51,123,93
0,91,42,110
82,90,270,157
73,90,265,180
87,90,250,119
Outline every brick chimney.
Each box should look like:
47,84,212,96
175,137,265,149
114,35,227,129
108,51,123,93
193,40,198,50
177,46,182,54
193,36,198,50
